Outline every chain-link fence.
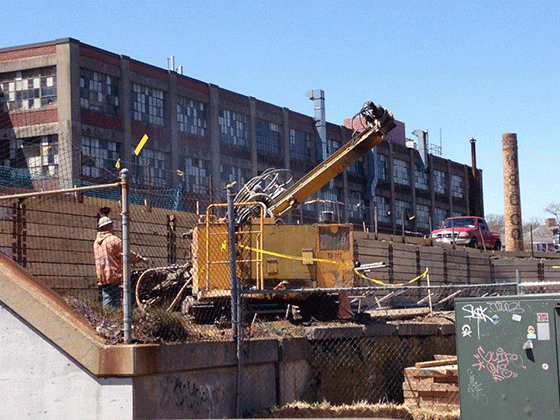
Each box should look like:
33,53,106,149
3,118,560,416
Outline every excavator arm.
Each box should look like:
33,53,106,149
269,101,396,218
233,101,395,223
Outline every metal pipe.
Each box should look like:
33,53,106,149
120,169,131,344
227,184,242,418
0,182,120,201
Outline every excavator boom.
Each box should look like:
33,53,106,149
269,101,395,218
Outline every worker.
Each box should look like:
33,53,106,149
94,215,147,308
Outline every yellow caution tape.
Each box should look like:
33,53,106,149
237,243,354,268
222,241,428,287
354,267,429,288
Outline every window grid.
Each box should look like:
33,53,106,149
133,149,170,187
433,170,446,194
434,207,448,227
327,139,341,156
219,109,248,146
131,83,165,126
320,187,342,214
177,97,207,136
416,204,430,229
289,129,312,161
451,174,464,198
256,119,280,154
377,154,388,180
395,200,412,225
221,164,250,188
180,155,211,194
348,191,366,219
414,168,429,190
80,69,119,116
81,136,120,179
393,159,410,186
4,135,58,178
0,67,57,111
373,195,391,223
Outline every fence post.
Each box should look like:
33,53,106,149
227,184,242,417
120,169,132,344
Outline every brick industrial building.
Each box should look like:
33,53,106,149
0,38,483,233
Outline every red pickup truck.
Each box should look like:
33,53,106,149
430,216,502,250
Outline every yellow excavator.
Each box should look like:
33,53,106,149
182,101,396,322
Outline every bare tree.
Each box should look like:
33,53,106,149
544,203,560,222
486,214,504,233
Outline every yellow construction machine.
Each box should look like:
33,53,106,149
182,101,396,322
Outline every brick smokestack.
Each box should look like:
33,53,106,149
502,133,523,251
470,137,477,179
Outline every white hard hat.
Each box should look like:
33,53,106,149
98,216,113,228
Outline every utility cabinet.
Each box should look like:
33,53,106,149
455,294,560,419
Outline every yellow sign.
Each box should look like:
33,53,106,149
134,134,149,156
115,158,121,169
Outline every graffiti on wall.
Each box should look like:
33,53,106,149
158,376,226,417
471,345,525,382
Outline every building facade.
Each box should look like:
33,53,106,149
0,38,483,234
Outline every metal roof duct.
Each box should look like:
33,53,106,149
412,129,428,168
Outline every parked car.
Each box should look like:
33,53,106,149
431,216,501,250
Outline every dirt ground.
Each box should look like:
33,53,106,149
64,294,455,345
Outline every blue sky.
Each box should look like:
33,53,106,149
4,0,560,222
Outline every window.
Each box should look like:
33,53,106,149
179,155,211,194
256,119,280,154
348,190,366,219
221,164,249,188
327,139,341,156
177,97,207,136
451,174,464,198
373,195,390,223
81,136,120,179
395,200,412,225
393,159,410,186
5,135,58,178
80,69,119,116
348,157,364,175
434,207,448,227
320,186,342,214
414,166,429,190
131,83,165,126
219,109,247,146
132,148,170,186
0,67,56,111
376,153,388,181
289,129,312,161
416,204,430,229
433,170,446,194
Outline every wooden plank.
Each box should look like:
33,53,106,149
415,358,457,368
365,307,430,319
403,382,458,393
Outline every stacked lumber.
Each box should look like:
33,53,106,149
403,355,459,411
